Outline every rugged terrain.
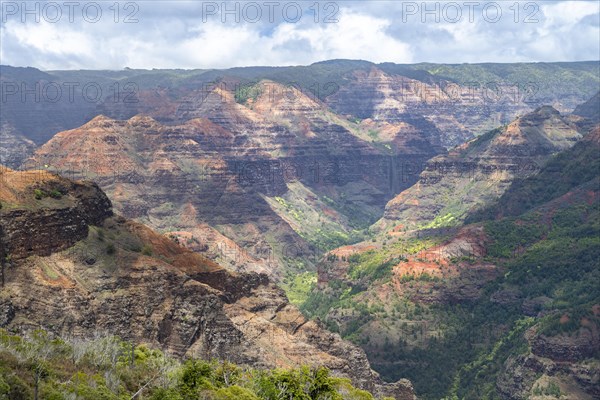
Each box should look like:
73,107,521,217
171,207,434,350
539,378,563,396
1,62,599,399
4,61,598,288
0,167,415,399
374,105,585,232
2,61,598,148
302,103,600,399
23,80,441,284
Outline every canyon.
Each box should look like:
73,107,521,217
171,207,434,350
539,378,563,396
0,167,415,399
0,60,599,399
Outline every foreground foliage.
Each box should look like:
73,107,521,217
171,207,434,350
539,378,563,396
0,330,385,400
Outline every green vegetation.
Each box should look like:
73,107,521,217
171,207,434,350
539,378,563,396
0,329,384,400
40,261,60,280
267,187,372,255
234,82,263,105
33,189,45,200
448,317,534,399
410,61,600,101
33,187,65,200
421,212,457,229
105,243,116,255
382,188,599,399
532,381,562,397
281,272,318,306
141,244,153,256
484,214,547,258
469,135,600,222
46,60,598,105
398,272,439,283
300,127,600,399
347,250,398,281
426,170,598,398
461,126,503,157
274,197,304,222
300,235,445,347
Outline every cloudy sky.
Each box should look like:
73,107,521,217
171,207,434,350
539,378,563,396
0,0,598,70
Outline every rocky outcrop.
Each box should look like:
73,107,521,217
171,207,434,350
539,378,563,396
0,169,112,260
531,330,600,363
573,91,600,124
496,325,600,400
0,169,415,399
375,106,583,232
0,122,36,169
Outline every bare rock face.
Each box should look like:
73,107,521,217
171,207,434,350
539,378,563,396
375,106,583,232
24,114,301,276
223,281,416,399
573,91,600,124
496,326,600,400
324,66,574,149
0,169,113,260
0,122,36,169
531,330,600,363
25,100,439,279
0,169,415,399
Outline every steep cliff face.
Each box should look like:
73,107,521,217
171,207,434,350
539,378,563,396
25,114,292,275
0,122,36,169
25,80,440,279
324,66,585,148
375,106,583,232
0,169,415,399
573,90,600,124
302,104,600,398
496,324,600,400
0,168,113,260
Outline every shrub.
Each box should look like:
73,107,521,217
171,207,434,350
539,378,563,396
105,244,116,255
0,329,381,400
49,189,62,199
214,385,259,400
178,359,215,396
34,189,46,200
141,244,153,256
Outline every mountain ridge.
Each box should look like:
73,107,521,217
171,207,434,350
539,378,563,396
0,167,416,399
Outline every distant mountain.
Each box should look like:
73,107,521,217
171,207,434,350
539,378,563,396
1,60,598,146
573,90,600,124
374,106,584,232
24,80,440,282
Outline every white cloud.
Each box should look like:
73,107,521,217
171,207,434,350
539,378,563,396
267,10,413,64
118,8,413,69
0,1,598,69
3,20,95,66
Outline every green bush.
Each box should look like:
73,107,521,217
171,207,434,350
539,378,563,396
105,243,116,255
0,328,383,400
141,244,153,256
214,385,259,400
49,189,62,199
34,189,46,200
